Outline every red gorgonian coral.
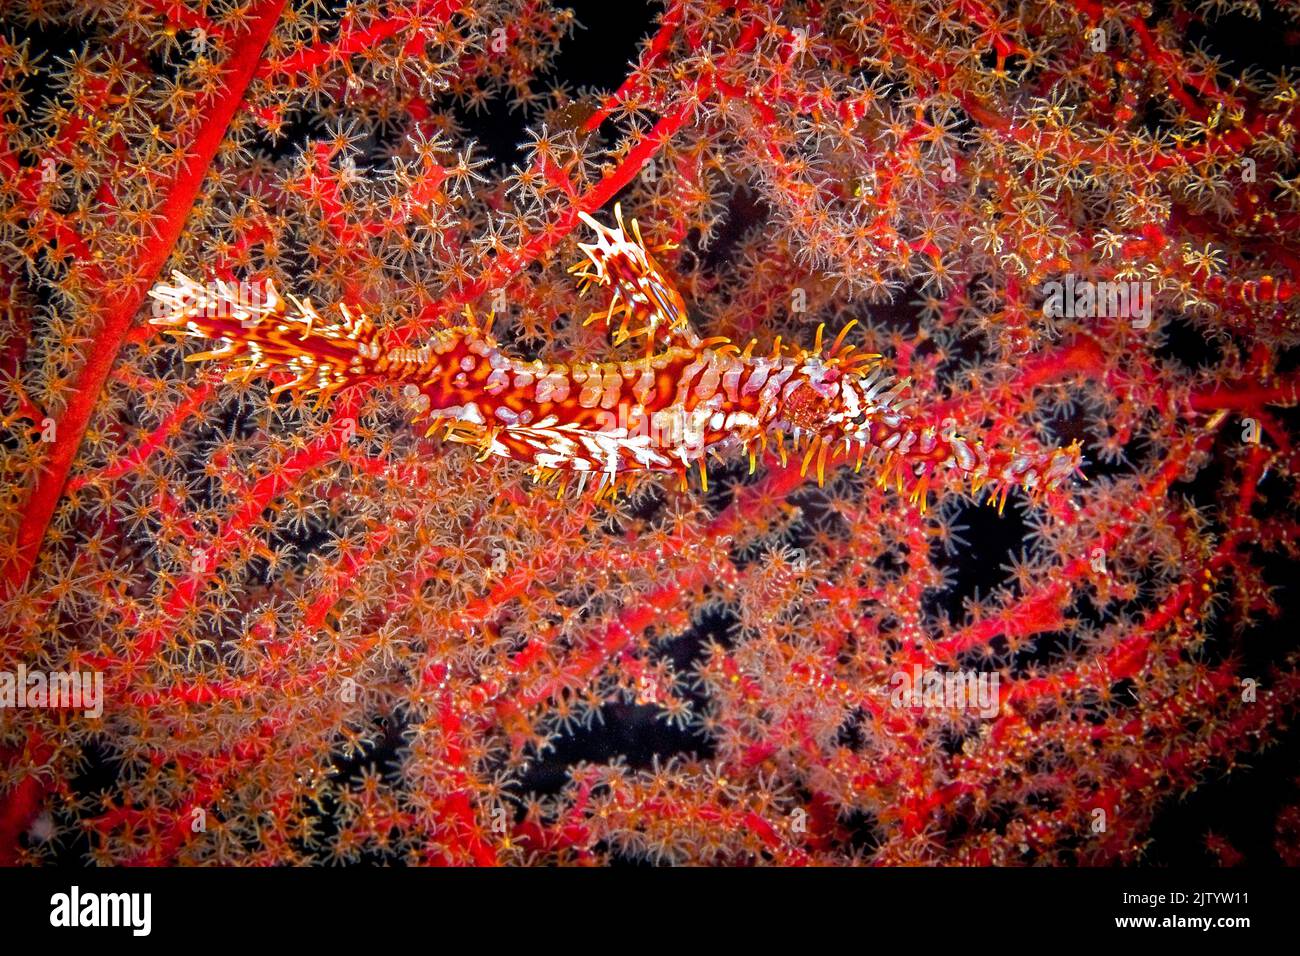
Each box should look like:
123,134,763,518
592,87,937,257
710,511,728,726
2,0,1299,865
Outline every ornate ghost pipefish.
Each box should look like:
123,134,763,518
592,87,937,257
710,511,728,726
148,204,1083,505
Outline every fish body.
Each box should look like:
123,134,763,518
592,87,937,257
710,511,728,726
149,208,1081,504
